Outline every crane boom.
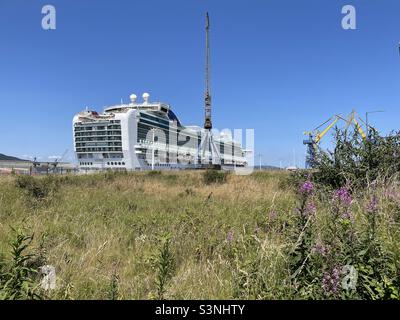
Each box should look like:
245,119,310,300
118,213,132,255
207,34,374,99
315,116,340,144
304,111,368,168
337,112,367,140
353,118,367,140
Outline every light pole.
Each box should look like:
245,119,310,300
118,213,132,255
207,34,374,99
258,153,262,171
151,129,155,171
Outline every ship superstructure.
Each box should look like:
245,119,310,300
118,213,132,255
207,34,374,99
73,93,247,171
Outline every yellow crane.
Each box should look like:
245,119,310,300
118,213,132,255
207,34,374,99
303,111,367,168
338,111,367,140
303,115,341,168
314,116,341,143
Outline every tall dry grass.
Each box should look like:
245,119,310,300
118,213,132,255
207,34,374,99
0,170,399,299
0,171,293,299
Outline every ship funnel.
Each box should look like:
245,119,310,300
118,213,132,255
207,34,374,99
142,92,150,104
130,94,137,103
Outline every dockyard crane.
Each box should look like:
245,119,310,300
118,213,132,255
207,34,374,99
51,149,69,173
199,12,221,167
303,115,341,168
337,111,367,140
303,111,367,168
30,157,40,175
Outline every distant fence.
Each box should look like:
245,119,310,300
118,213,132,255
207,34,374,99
0,167,79,176
0,169,30,176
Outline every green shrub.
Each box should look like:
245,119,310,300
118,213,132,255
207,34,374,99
0,228,43,300
151,235,175,300
147,170,162,177
203,170,228,185
311,127,400,189
15,175,59,201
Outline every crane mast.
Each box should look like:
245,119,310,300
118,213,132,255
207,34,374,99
199,12,221,167
204,12,212,130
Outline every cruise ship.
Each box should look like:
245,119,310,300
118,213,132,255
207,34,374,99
72,93,248,171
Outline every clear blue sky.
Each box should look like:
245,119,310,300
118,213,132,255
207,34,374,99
1,0,400,167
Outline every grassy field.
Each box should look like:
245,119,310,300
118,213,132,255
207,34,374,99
0,170,399,300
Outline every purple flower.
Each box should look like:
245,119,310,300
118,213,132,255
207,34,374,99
333,187,352,206
366,195,378,214
314,241,328,257
300,181,314,195
305,202,317,216
322,267,341,295
227,231,234,243
341,210,354,221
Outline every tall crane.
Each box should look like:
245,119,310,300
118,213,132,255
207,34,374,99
199,12,221,166
204,12,212,131
303,111,367,168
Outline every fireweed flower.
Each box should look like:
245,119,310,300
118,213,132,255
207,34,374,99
333,187,352,206
341,210,354,221
314,239,328,257
300,181,314,195
305,202,317,216
322,267,341,295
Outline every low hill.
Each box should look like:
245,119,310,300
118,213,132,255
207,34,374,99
0,153,24,161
